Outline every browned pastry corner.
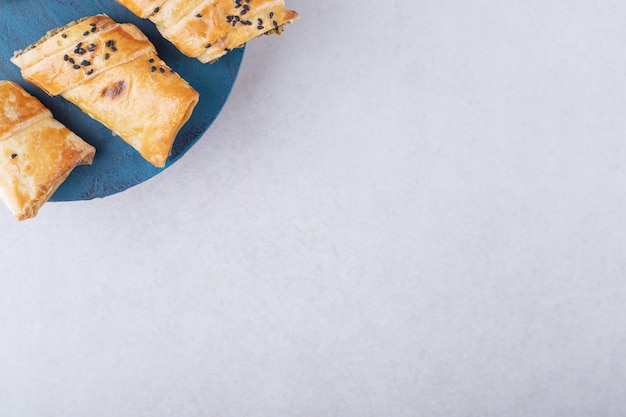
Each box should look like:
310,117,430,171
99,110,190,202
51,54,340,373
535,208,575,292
115,0,299,63
11,15,199,168
0,81,95,221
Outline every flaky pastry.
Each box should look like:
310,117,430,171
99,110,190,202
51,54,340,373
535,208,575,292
115,0,299,63
0,81,95,220
11,15,199,167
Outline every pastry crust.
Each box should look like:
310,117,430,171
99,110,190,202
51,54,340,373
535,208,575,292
118,0,168,18
0,81,95,220
11,15,199,168
116,0,299,63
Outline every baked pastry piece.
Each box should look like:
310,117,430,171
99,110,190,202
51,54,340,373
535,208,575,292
115,0,299,63
11,15,199,167
0,81,95,220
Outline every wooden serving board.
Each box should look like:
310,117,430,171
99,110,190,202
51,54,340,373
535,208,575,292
0,0,243,201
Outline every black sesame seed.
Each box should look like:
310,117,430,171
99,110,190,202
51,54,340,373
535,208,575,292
81,60,91,66
154,7,160,13
149,58,155,63
91,27,97,33
273,20,278,28
83,31,90,36
86,68,94,75
110,46,117,52
10,154,17,159
61,33,67,38
89,23,96,27
64,54,69,61
88,43,97,52
104,53,110,60
105,40,114,47
242,20,252,25
257,25,264,30
269,11,274,18
205,43,212,48
159,67,165,73
68,57,75,64
151,66,156,72
196,13,203,18
73,64,81,69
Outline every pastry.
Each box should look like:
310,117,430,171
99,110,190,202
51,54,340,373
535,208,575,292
0,81,95,220
11,15,199,167
115,0,299,63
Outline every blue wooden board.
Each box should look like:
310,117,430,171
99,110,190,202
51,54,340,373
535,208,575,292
0,1,244,201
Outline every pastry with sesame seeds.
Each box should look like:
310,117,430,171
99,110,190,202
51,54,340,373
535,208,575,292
0,81,95,220
11,14,199,168
116,0,299,63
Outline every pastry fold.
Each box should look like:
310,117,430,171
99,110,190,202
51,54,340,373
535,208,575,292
116,0,299,63
11,15,199,167
0,81,95,220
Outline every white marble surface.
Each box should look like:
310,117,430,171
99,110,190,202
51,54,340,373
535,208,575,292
3,0,626,415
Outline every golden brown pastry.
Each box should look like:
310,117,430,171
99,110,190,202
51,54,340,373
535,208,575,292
0,81,95,221
115,0,299,63
11,15,199,167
